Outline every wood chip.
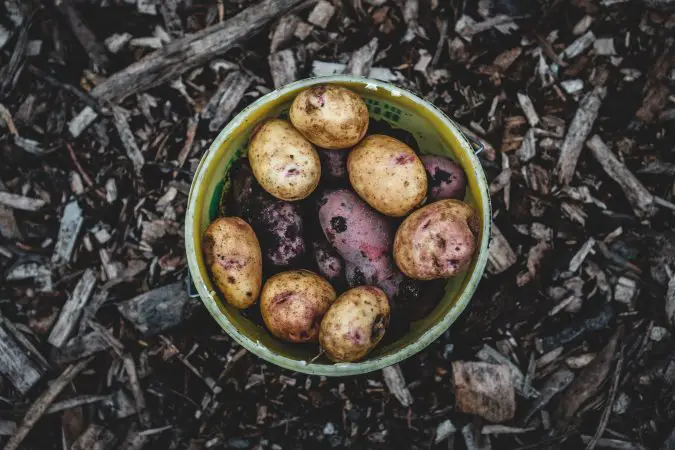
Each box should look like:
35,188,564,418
487,223,517,275
116,282,197,336
435,419,457,444
348,38,379,76
54,331,113,364
59,3,109,71
462,422,492,450
517,93,540,127
556,87,605,185
586,135,657,218
112,106,145,174
71,424,116,450
0,420,16,436
307,0,335,29
268,49,298,89
382,364,413,407
477,345,540,399
104,32,132,53
0,191,46,211
52,199,84,265
68,106,98,138
4,357,93,450
569,237,596,272
0,320,45,394
516,128,536,163
524,368,574,423
48,269,97,348
270,14,301,52
202,70,253,132
554,329,620,430
563,31,596,59
666,273,675,327
92,0,306,102
561,79,584,94
614,276,638,308
452,361,516,423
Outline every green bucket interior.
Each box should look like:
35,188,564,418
185,76,491,376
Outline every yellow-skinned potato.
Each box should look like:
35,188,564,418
319,286,390,362
202,217,262,309
290,85,369,149
348,134,427,217
260,270,336,343
248,119,321,201
394,200,479,280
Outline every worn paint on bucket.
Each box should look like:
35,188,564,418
185,76,491,376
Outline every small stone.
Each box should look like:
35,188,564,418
650,326,669,342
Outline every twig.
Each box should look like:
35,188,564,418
4,357,93,450
585,346,624,450
66,143,107,200
91,0,306,102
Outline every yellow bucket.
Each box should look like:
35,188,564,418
185,75,491,376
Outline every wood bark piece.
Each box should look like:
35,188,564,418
462,422,492,450
516,128,536,163
0,193,22,240
556,87,605,185
586,135,657,218
517,93,540,127
91,0,306,102
635,42,674,123
48,269,97,348
202,70,253,131
487,223,517,275
307,1,335,29
71,424,117,450
68,106,98,138
476,345,540,399
52,198,84,265
116,282,196,336
0,191,46,211
435,419,457,444
0,420,16,436
0,320,45,393
554,329,620,430
112,107,145,175
452,361,516,423
348,38,379,76
4,357,92,450
382,364,413,407
268,49,298,89
54,331,112,364
523,368,574,423
666,273,675,328
159,0,184,38
123,354,150,427
59,3,109,71
270,14,301,53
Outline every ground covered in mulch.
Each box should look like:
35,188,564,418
1,0,674,449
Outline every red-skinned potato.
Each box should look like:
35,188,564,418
348,135,427,217
319,286,390,362
394,200,479,280
421,155,468,201
202,217,262,308
248,119,321,201
260,270,336,343
290,85,369,149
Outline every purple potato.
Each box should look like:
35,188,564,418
318,149,349,183
312,239,346,285
421,155,467,201
230,160,306,267
344,259,403,300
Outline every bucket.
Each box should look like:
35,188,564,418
185,75,491,376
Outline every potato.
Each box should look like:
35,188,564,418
348,135,427,217
231,161,306,267
320,286,390,362
318,148,348,184
312,239,346,286
260,270,336,343
202,217,262,309
394,200,480,280
317,189,393,267
421,155,467,201
344,258,402,300
248,119,321,201
290,85,369,149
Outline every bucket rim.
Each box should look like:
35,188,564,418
185,75,492,376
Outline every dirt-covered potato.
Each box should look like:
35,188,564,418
394,200,480,280
260,270,336,343
290,85,369,149
231,161,305,267
248,119,321,201
320,286,390,362
348,135,427,217
202,217,262,309
421,155,468,201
